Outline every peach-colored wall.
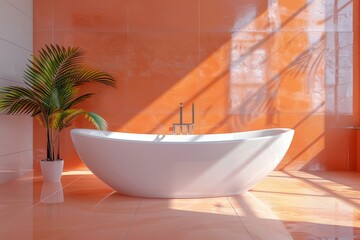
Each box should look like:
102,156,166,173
33,0,358,173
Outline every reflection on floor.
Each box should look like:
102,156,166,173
0,171,360,239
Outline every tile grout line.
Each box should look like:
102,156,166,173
51,0,54,43
198,0,200,66
0,77,27,85
226,196,255,240
123,198,142,240
92,190,117,208
3,0,32,20
197,0,200,127
0,148,33,158
30,175,82,208
0,37,32,53
125,0,129,93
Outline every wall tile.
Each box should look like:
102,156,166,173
54,0,127,32
53,32,126,72
0,115,33,156
33,31,52,53
129,0,198,32
127,31,198,114
0,40,31,82
0,0,32,50
0,150,33,184
4,0,32,18
278,0,353,32
33,0,52,32
200,0,268,32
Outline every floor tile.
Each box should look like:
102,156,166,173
1,171,360,239
126,198,252,240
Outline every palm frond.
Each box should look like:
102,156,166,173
52,109,108,131
24,45,83,106
74,68,116,87
0,86,40,115
52,82,76,110
52,109,84,131
64,93,94,109
84,112,108,130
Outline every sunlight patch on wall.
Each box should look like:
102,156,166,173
325,0,353,115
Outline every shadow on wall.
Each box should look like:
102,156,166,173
226,0,355,171
143,0,355,171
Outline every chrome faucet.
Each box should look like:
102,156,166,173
173,102,195,135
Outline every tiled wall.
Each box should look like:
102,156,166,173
0,0,33,183
34,0,358,172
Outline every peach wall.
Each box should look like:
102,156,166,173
33,0,358,173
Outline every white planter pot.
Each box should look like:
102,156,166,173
40,160,64,183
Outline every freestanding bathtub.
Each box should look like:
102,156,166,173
71,128,294,198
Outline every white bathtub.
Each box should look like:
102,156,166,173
71,128,294,198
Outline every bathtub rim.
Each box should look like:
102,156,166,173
71,128,294,144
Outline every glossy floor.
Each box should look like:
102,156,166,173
0,171,360,239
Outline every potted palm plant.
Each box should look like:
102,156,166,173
0,44,115,182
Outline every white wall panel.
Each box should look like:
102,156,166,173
0,0,33,183
4,0,33,18
0,41,30,82
0,0,32,50
0,115,33,156
0,150,32,184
